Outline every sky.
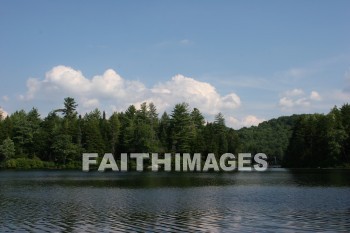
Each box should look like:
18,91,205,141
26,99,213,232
0,0,349,129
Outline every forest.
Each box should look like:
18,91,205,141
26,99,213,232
0,97,349,169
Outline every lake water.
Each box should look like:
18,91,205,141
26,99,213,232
0,169,350,232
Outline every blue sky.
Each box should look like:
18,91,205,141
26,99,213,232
0,0,349,128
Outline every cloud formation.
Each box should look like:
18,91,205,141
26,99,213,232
0,107,8,119
150,75,240,114
20,65,241,123
228,115,265,129
279,89,321,110
310,91,322,101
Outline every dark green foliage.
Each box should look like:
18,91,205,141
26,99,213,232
0,96,349,169
170,103,194,153
108,112,120,154
82,109,105,155
238,115,301,164
284,106,350,168
158,112,171,152
3,157,55,169
59,97,78,119
0,138,15,161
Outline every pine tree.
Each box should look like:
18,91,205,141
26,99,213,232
82,109,105,155
214,113,228,156
159,112,171,152
170,103,194,153
109,112,120,154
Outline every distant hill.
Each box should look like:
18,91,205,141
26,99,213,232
237,114,304,165
237,104,350,168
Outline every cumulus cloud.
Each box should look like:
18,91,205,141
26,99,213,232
285,88,304,97
228,115,265,129
20,65,241,117
0,107,8,119
82,98,100,109
150,75,240,114
279,89,321,111
310,91,322,101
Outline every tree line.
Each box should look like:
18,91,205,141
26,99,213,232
0,98,239,169
284,105,350,168
0,97,349,169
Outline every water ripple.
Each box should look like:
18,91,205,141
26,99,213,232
1,170,350,232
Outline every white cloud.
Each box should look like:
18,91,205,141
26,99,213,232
310,91,322,101
279,89,321,111
20,66,241,118
151,75,240,114
279,97,294,108
242,115,265,127
0,107,8,119
228,115,265,129
285,88,304,97
82,98,100,109
46,66,91,93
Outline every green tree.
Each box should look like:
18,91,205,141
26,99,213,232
158,112,171,152
0,116,13,145
61,97,78,119
27,108,42,157
340,104,350,163
0,138,15,161
170,103,194,152
109,112,121,154
51,134,80,165
190,108,206,154
82,109,105,155
214,113,228,156
11,110,32,156
121,105,137,152
0,108,4,120
37,112,62,162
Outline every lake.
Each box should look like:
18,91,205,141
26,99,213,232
1,169,350,232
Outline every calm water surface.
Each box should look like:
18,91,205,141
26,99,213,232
0,169,350,232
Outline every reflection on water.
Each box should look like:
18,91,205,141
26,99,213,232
1,169,350,232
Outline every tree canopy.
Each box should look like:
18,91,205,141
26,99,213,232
0,98,349,169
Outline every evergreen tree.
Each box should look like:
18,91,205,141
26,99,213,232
11,110,32,156
170,103,194,152
158,112,171,152
340,104,350,163
190,108,206,154
214,113,228,156
27,108,42,157
62,97,78,119
0,138,15,161
0,97,349,169
109,112,120,154
82,109,105,155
